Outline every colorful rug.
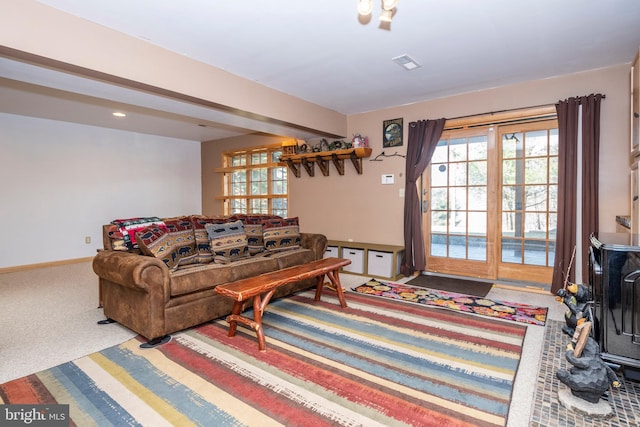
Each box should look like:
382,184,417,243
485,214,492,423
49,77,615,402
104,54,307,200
353,278,548,326
0,290,526,426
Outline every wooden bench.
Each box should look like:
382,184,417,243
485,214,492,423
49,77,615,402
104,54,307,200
214,257,351,351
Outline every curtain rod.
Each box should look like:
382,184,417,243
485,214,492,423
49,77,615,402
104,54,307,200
441,103,555,123
433,93,606,124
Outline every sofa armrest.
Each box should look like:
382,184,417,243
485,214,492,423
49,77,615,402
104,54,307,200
92,251,171,301
300,233,328,260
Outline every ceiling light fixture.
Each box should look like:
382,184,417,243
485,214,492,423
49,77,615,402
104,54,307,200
357,0,399,25
112,112,126,118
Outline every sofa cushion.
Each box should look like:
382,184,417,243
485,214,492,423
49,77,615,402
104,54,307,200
262,217,301,252
135,222,197,271
206,220,250,264
164,217,198,265
243,224,264,255
112,217,167,250
188,215,226,264
105,224,129,251
239,215,282,255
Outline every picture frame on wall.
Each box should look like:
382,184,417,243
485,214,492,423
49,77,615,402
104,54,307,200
383,118,403,148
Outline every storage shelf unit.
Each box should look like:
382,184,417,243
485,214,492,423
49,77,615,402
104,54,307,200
325,240,404,280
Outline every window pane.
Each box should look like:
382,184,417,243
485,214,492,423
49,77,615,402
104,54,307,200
431,163,448,186
549,213,557,239
250,198,267,213
468,212,486,235
231,170,246,195
251,169,267,195
502,133,523,159
449,162,467,186
271,167,287,195
449,187,467,211
468,136,487,160
524,212,548,237
524,240,547,266
525,185,547,212
431,211,447,233
503,159,523,185
502,186,517,211
251,152,267,165
468,237,486,261
448,235,466,259
502,212,522,237
231,199,246,214
468,161,487,185
431,188,448,210
432,140,448,163
549,157,558,184
231,155,246,167
449,211,466,234
525,130,548,157
502,238,522,263
272,198,287,217
449,138,467,161
525,158,547,184
431,233,447,256
468,186,486,210
549,129,559,155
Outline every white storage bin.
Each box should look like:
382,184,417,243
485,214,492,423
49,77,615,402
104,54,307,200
367,250,394,278
324,246,339,258
341,247,365,274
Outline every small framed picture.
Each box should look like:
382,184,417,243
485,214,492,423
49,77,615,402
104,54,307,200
383,118,403,148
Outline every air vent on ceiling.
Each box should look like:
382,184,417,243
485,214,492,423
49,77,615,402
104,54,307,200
392,54,421,70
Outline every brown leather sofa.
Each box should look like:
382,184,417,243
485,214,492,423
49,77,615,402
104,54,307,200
92,219,327,347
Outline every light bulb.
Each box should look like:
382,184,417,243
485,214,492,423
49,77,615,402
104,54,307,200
357,0,373,15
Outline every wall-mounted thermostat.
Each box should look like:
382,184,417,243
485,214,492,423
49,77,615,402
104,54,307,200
381,174,394,184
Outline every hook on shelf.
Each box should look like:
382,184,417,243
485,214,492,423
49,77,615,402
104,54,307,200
370,151,406,161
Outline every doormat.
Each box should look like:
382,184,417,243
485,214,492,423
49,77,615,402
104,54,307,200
352,278,548,326
406,274,493,297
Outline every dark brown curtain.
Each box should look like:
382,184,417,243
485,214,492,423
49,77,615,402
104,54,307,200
580,94,603,281
551,94,603,294
401,118,446,276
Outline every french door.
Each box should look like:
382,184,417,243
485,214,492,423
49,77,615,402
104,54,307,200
423,120,558,284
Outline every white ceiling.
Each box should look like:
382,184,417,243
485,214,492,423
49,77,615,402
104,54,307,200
2,0,640,141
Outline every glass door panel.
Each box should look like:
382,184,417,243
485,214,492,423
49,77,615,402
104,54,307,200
425,130,495,278
498,123,557,283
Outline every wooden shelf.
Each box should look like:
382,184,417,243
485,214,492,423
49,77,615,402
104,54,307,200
279,147,372,177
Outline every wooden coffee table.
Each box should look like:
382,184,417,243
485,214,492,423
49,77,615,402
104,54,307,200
214,257,351,351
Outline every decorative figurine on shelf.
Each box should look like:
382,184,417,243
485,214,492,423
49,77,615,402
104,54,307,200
556,336,621,404
556,282,592,337
352,134,369,148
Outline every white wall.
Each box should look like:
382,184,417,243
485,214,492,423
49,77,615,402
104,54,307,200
0,113,202,268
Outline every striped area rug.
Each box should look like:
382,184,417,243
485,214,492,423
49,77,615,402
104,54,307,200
0,290,526,426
